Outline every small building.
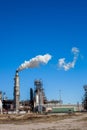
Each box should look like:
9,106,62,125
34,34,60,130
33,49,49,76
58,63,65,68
45,104,83,113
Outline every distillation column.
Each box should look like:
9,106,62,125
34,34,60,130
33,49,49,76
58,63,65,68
34,80,44,113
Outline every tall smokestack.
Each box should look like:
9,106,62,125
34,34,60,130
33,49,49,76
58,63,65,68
14,70,20,112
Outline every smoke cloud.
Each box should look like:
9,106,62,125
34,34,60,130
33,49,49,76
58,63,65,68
58,47,80,71
17,54,52,71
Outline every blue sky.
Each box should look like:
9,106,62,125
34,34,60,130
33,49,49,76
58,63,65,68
0,0,87,104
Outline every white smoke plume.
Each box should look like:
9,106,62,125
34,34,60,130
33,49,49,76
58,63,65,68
17,54,52,71
58,47,80,71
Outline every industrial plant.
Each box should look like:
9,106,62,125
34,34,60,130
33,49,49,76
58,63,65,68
0,69,83,114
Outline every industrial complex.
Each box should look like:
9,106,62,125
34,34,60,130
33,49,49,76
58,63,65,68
0,70,83,114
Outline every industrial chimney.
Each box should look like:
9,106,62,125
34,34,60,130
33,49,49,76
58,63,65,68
14,70,20,112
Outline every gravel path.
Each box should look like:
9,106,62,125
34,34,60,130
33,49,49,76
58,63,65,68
0,113,87,130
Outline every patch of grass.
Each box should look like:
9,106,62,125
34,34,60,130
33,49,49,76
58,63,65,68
0,113,81,124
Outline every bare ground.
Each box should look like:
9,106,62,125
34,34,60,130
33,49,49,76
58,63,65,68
0,112,87,130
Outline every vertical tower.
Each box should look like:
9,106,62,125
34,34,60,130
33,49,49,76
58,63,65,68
0,91,2,114
14,70,20,111
0,91,2,100
83,85,87,110
30,88,34,111
34,80,44,113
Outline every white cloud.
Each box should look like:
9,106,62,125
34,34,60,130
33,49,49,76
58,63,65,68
58,47,80,71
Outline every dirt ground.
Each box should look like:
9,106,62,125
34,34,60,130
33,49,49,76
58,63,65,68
0,112,87,130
